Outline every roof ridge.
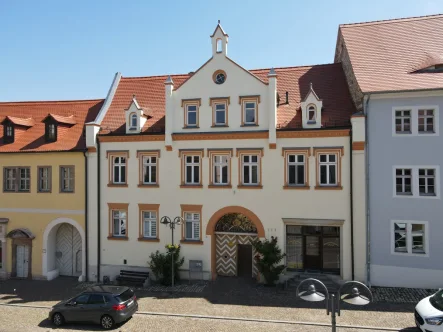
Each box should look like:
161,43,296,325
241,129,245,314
250,63,338,72
122,74,190,80
0,98,104,105
340,13,443,28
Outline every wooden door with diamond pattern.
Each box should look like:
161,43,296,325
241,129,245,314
56,224,82,276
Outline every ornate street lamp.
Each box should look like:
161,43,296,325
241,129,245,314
296,278,372,332
160,216,184,287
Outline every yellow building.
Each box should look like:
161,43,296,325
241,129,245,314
0,99,103,280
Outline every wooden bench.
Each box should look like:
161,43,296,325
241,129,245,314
116,270,150,287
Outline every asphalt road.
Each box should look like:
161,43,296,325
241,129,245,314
0,305,395,332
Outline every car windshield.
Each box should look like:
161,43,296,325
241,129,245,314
430,290,443,311
115,289,134,303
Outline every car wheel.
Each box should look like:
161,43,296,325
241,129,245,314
101,315,115,330
52,312,64,326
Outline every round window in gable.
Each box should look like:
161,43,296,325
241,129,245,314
213,70,227,85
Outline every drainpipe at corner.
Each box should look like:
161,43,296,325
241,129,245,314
364,94,371,287
84,151,89,282
349,128,354,281
97,139,101,283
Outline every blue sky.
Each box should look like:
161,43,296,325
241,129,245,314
0,0,441,101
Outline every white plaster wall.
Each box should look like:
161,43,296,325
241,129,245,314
372,264,443,288
172,55,269,132
87,151,98,281
96,136,353,281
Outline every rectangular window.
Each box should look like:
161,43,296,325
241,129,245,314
142,211,157,238
185,155,200,184
419,168,435,196
18,168,30,191
142,156,157,184
38,166,51,192
242,154,259,185
418,109,434,133
4,167,17,192
214,103,226,125
112,210,127,237
186,104,198,127
184,212,200,240
319,154,337,186
213,155,229,185
395,168,412,195
393,221,427,255
395,110,411,134
60,166,74,193
244,102,257,124
287,154,305,186
112,156,127,184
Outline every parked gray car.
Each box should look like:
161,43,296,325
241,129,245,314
49,286,138,329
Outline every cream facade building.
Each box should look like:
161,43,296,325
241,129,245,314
86,23,367,283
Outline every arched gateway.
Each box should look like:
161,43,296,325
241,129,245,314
206,206,265,280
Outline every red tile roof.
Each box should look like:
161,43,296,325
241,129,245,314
99,63,355,134
338,14,443,93
1,116,35,127
0,99,104,153
44,114,77,125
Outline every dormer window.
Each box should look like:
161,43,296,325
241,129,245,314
4,124,14,143
308,105,316,123
46,123,57,142
130,113,137,129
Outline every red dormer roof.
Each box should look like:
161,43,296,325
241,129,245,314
1,116,35,127
0,99,104,152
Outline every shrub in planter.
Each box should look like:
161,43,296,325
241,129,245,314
148,244,185,286
252,236,286,286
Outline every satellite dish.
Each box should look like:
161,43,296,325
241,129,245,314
341,287,370,306
298,284,326,302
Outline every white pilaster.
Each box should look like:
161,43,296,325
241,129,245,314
164,76,174,148
268,68,277,148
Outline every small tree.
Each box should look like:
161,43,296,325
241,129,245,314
252,236,286,286
149,244,185,286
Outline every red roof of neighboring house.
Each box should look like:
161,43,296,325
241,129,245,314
0,99,104,152
99,63,355,135
337,14,443,93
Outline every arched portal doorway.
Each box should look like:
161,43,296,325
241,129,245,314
207,206,265,280
42,218,85,281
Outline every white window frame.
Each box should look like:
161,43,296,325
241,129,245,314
112,210,127,237
241,154,260,185
5,125,13,137
392,106,439,137
243,101,257,125
395,168,412,196
184,212,200,240
287,154,306,186
391,220,429,257
184,155,200,185
112,156,127,184
214,102,227,126
130,113,137,129
418,109,435,134
419,168,436,196
142,211,157,238
213,155,229,185
393,166,440,199
318,154,338,186
142,155,157,184
307,105,316,123
186,104,198,127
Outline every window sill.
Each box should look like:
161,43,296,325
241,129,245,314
138,184,159,188
314,186,343,190
107,183,128,188
182,126,200,129
138,237,160,242
283,185,310,190
240,124,259,127
107,236,128,241
180,240,204,245
208,184,232,189
37,191,52,194
3,190,31,193
307,120,317,124
211,125,229,128
237,185,263,189
180,184,203,189
59,191,75,194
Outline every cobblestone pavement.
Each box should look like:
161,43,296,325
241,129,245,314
0,306,415,332
0,277,423,331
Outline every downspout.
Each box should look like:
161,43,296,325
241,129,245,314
364,94,371,287
349,128,354,281
84,151,89,282
97,139,101,283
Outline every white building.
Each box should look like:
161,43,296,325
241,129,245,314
85,23,367,283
